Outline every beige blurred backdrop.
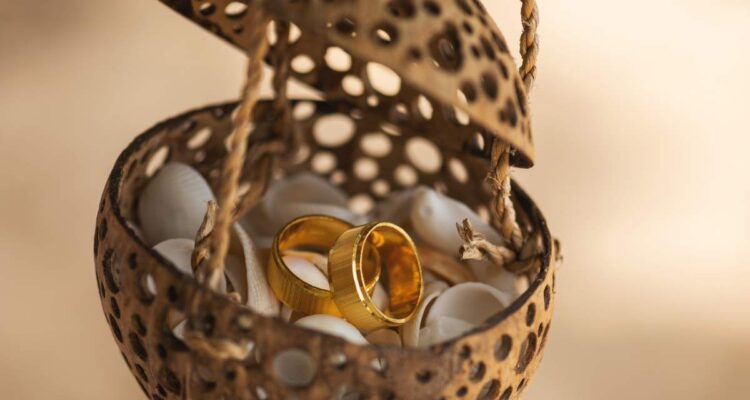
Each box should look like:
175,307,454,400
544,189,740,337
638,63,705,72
1,1,749,399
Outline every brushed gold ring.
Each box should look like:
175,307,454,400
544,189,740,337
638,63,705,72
268,215,380,316
328,222,423,331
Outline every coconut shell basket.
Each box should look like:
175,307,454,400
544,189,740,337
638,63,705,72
93,0,558,399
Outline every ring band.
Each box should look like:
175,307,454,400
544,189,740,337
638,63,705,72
328,222,423,331
268,215,380,315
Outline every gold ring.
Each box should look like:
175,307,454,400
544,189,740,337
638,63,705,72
328,222,423,331
268,215,380,315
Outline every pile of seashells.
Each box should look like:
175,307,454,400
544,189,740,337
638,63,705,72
137,163,528,349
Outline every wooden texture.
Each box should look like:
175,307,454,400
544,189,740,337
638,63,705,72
95,100,556,399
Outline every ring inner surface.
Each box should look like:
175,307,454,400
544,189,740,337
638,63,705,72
279,216,380,290
278,216,349,254
362,224,422,320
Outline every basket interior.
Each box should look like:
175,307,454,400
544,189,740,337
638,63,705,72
95,100,555,399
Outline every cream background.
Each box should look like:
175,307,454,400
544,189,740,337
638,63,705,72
1,1,749,399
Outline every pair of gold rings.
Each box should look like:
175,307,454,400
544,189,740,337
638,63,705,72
267,215,423,331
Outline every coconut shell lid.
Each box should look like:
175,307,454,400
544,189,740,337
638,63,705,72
157,0,535,167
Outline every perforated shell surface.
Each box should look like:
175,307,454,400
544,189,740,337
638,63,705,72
95,100,556,399
158,0,535,166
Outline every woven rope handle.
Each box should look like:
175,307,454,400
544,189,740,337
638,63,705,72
519,0,539,90
492,0,539,243
199,11,271,290
200,13,293,291
463,0,540,267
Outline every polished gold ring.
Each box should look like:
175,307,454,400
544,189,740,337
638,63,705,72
268,215,380,316
328,222,423,331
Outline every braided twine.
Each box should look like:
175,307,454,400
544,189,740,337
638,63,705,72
458,0,541,272
185,10,293,364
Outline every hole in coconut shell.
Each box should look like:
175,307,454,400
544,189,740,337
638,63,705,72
526,303,536,326
499,386,513,400
102,249,121,293
423,1,441,15
429,23,463,71
476,379,501,400
293,101,316,120
325,46,352,71
387,0,415,18
415,369,432,383
367,63,402,96
468,361,486,382
187,127,212,149
372,22,399,45
291,55,316,74
354,158,379,181
146,146,169,177
314,114,355,147
494,335,512,361
406,137,442,173
224,2,247,18
129,332,148,361
361,133,392,157
417,95,434,120
349,194,375,214
311,151,337,174
272,348,317,387
109,314,123,342
515,332,537,374
394,164,418,187
342,75,365,96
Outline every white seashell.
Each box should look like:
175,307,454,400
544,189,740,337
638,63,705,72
261,172,351,230
272,348,317,387
418,316,475,348
400,282,448,347
516,274,530,294
375,187,419,226
366,329,402,347
372,283,389,311
283,255,330,290
280,305,294,322
172,320,187,340
295,314,367,344
241,173,361,237
468,261,520,305
238,202,276,242
232,224,280,316
263,173,349,209
249,234,274,250
153,239,194,275
223,253,246,295
425,280,450,294
150,224,278,316
166,308,187,330
422,270,443,285
138,162,215,245
278,305,305,323
153,238,226,292
425,282,507,327
410,187,502,255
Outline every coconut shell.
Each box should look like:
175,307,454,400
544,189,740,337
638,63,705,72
94,100,556,399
